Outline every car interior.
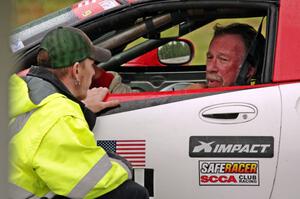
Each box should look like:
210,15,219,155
16,1,278,93
88,2,275,92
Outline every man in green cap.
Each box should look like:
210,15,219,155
9,27,149,199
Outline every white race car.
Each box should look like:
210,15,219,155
12,0,300,198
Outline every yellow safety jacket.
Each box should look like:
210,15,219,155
9,72,131,199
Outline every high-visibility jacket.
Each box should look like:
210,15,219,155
9,73,131,199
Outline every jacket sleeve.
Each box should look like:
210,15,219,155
107,71,134,93
33,115,131,199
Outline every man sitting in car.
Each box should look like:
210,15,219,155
185,23,265,89
93,23,265,92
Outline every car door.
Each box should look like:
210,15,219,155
93,85,281,199
270,83,300,199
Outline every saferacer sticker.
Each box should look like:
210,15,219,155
199,160,259,186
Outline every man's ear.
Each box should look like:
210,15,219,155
72,62,80,79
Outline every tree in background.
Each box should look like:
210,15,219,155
158,41,191,60
15,0,79,26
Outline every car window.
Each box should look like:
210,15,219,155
14,1,273,93
181,17,266,65
121,17,265,66
103,14,267,92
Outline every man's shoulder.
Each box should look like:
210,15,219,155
41,93,83,117
25,75,58,104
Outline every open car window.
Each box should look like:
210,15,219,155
89,2,272,92
122,17,266,66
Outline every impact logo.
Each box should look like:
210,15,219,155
193,141,215,153
199,160,260,186
189,136,274,158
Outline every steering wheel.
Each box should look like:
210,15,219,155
160,82,195,91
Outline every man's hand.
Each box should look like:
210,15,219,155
82,87,120,113
184,83,207,90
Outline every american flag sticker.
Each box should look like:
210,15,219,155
97,140,146,168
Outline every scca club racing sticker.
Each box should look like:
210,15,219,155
199,160,259,186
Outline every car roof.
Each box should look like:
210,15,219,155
11,0,278,54
11,0,131,53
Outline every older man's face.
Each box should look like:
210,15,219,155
206,34,246,88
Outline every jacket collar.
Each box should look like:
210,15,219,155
27,65,96,130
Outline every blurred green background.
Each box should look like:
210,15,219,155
15,0,79,26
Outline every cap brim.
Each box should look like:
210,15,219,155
90,46,111,63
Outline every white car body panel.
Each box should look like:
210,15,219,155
94,86,281,198
271,83,300,198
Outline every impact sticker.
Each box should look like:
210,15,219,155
190,136,274,158
199,160,259,186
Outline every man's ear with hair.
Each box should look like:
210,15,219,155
37,49,51,67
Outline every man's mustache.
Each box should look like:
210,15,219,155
206,73,223,82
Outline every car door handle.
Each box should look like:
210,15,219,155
202,112,240,119
199,103,258,124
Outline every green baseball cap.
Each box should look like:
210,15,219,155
39,26,111,68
